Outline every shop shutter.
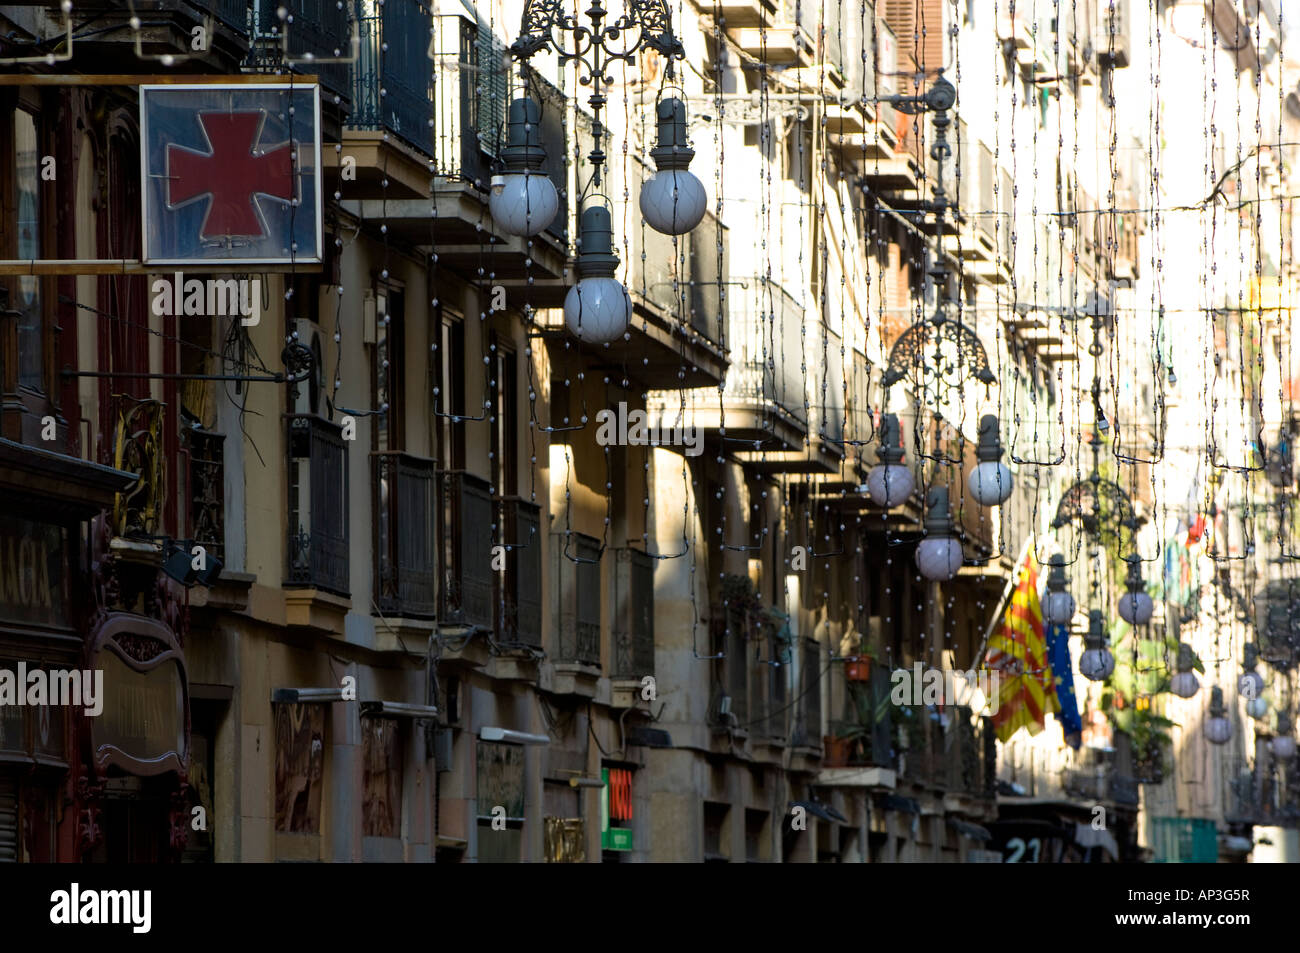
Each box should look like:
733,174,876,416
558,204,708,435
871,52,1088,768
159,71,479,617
0,774,18,862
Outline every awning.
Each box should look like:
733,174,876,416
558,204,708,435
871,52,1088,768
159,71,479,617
883,794,922,815
948,818,993,842
791,800,848,824
360,701,438,718
272,688,347,704
626,726,673,748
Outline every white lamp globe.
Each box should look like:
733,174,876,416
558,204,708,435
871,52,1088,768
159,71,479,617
1271,735,1297,760
1238,669,1265,700
490,170,559,237
1079,647,1115,681
968,415,1013,506
1117,590,1154,626
564,204,632,344
866,463,914,508
916,535,963,581
1044,590,1076,626
640,169,707,236
1170,670,1200,698
1205,687,1231,745
488,97,559,237
1247,696,1269,720
564,277,631,344
640,97,707,235
1205,715,1232,745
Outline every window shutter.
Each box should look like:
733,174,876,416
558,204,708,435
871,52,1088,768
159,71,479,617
880,0,946,76
475,21,507,158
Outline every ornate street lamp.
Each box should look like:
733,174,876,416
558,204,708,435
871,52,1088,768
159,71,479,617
501,0,705,342
1051,433,1139,545
915,487,964,582
1170,643,1201,699
1271,711,1296,760
1043,553,1077,626
1205,686,1232,745
1117,554,1154,626
968,414,1013,506
861,413,914,508
1238,642,1265,701
1078,609,1115,681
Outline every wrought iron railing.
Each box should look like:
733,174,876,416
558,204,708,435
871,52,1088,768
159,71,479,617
497,497,542,647
186,427,226,563
611,547,654,679
188,0,250,34
373,451,437,618
724,278,808,425
251,1,351,99
809,323,846,453
349,0,434,157
554,532,601,666
796,638,822,747
437,470,494,629
286,414,349,594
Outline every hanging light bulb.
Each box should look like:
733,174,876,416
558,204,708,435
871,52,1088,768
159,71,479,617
1043,553,1076,626
639,97,708,235
1078,609,1115,681
1170,643,1200,698
1247,696,1269,720
1205,686,1232,745
1116,554,1154,625
563,204,632,344
915,487,964,582
1271,712,1296,760
968,413,1013,506
861,414,914,508
488,97,560,237
1238,643,1265,701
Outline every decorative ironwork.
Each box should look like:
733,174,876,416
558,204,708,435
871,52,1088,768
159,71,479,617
498,498,543,647
186,427,225,564
286,414,350,594
112,397,166,539
438,470,495,629
555,532,602,665
509,0,684,184
374,452,438,618
881,313,997,398
1051,435,1139,545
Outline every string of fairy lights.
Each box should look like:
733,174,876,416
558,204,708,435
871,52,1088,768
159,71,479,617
32,0,1298,796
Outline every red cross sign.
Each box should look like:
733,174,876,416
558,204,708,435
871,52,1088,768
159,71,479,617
166,111,295,240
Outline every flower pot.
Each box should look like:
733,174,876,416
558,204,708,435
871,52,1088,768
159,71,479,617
845,656,872,682
823,735,853,767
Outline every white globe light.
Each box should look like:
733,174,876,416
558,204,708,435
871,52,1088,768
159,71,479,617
639,168,707,235
968,460,1013,506
1238,670,1264,700
1117,590,1154,625
1170,671,1200,698
1044,589,1076,626
489,171,559,237
1271,735,1297,760
915,535,963,581
564,277,632,344
1247,697,1269,720
1079,647,1115,681
1205,715,1232,745
865,463,914,508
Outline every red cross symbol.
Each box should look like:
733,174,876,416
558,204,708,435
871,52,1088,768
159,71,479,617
166,111,295,239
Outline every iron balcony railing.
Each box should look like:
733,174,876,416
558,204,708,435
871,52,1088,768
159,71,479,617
349,0,434,157
795,637,821,747
373,451,437,618
186,0,250,33
437,470,494,630
286,414,349,595
497,497,543,648
724,278,808,425
185,427,226,564
899,706,996,798
553,532,601,666
611,547,654,679
808,323,846,453
251,1,351,100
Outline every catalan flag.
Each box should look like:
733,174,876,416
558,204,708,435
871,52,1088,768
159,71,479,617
985,544,1060,743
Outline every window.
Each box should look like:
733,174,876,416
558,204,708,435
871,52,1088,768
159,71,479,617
490,337,517,497
476,741,524,863
745,809,770,862
274,703,325,834
432,312,466,470
13,108,43,391
703,801,730,862
373,283,405,452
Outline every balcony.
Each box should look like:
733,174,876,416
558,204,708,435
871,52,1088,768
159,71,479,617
610,547,654,681
286,414,350,631
552,532,602,669
373,451,437,619
726,0,815,64
38,0,251,67
249,1,351,101
332,0,437,202
496,497,543,649
437,470,494,632
899,706,996,804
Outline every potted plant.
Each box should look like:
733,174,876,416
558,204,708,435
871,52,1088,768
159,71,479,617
844,630,884,683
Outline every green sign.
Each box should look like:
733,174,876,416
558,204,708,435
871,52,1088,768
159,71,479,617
600,767,632,851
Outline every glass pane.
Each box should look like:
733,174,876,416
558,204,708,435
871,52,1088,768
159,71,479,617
15,110,42,391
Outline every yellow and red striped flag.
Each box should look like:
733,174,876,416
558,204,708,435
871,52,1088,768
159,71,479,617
985,544,1060,743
